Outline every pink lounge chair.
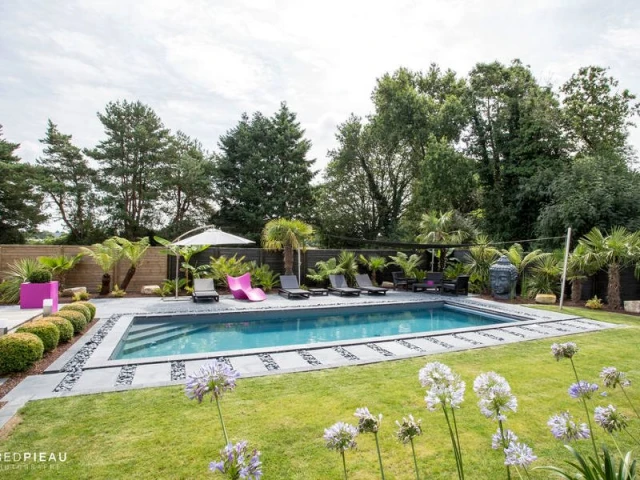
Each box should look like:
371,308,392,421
227,273,267,302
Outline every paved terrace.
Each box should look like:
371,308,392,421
0,292,620,429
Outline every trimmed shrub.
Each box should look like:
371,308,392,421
54,310,87,334
74,301,96,320
26,269,52,283
60,304,92,323
46,316,74,343
0,333,44,374
72,292,90,302
16,320,60,352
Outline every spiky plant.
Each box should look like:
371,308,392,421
262,218,314,276
389,252,424,278
463,235,499,294
358,255,388,285
501,243,549,298
0,258,42,304
37,254,85,290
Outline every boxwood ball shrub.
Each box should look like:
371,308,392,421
26,269,52,283
17,320,60,352
73,301,96,320
54,309,87,334
60,303,92,323
45,316,74,343
0,333,44,374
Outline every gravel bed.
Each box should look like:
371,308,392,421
115,365,136,386
452,333,482,346
474,331,504,342
422,336,454,349
366,343,394,356
334,346,359,361
396,339,424,352
298,350,322,366
171,361,186,381
258,354,279,370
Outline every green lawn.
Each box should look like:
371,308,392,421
1,308,639,479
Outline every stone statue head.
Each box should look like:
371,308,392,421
489,256,519,299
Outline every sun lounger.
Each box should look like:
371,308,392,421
279,275,310,299
192,278,219,302
328,275,361,296
355,274,388,295
227,273,266,302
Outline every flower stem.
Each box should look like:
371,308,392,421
625,429,640,446
374,432,385,480
620,385,640,420
214,395,229,445
570,359,599,459
450,408,465,480
514,466,524,480
341,450,348,480
523,466,532,480
442,407,463,480
410,438,420,480
498,420,512,480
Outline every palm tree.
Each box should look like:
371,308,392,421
262,218,313,275
463,235,499,294
113,237,150,291
389,252,423,278
417,210,477,270
566,243,600,303
80,238,123,295
37,253,85,290
501,243,549,298
580,227,640,309
358,255,388,285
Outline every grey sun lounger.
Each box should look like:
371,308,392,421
279,275,310,299
355,274,388,295
328,275,361,296
192,278,219,302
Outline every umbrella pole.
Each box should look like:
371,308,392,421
175,252,180,300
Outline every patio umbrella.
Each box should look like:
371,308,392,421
170,228,254,299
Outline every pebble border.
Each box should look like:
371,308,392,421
171,361,186,381
396,339,424,352
298,350,322,366
115,365,136,386
366,343,394,357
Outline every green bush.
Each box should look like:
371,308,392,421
60,303,92,323
45,316,74,342
72,291,90,302
585,296,604,310
0,333,44,374
74,301,96,320
251,264,280,292
54,310,87,334
26,269,52,283
16,320,60,352
209,255,253,288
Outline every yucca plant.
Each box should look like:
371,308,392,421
358,255,388,286
0,258,42,304
262,218,313,275
37,253,85,290
80,238,123,295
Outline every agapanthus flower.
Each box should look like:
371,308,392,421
185,360,240,403
491,428,518,450
551,342,578,361
600,367,631,389
547,412,590,441
395,415,422,444
474,372,517,420
568,381,599,400
594,405,628,433
419,362,455,388
503,442,537,467
425,378,466,411
324,422,358,452
209,441,262,479
354,407,382,434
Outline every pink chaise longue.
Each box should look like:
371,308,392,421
227,273,266,302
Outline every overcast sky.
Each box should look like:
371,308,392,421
1,0,639,172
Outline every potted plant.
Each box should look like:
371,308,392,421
527,256,562,304
19,269,59,312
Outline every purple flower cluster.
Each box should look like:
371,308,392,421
491,428,518,450
209,441,262,479
551,342,578,361
600,367,631,389
420,362,465,411
354,407,382,434
185,360,240,403
324,422,358,452
473,372,517,421
594,405,628,433
395,415,422,444
503,442,537,467
548,412,590,441
568,381,599,400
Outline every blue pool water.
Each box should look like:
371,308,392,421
113,304,515,360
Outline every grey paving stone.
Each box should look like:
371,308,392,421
229,356,269,374
309,348,350,365
270,352,310,370
2,373,68,402
437,334,480,348
374,341,417,356
131,363,171,385
403,337,449,353
455,331,500,346
502,326,546,338
341,344,386,361
72,368,121,392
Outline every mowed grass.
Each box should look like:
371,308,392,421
1,308,639,479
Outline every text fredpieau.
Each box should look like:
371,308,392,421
1,452,67,462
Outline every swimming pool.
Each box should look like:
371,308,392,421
112,303,516,360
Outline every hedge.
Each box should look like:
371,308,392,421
46,316,74,343
16,320,60,352
0,333,44,374
74,301,96,320
60,304,92,323
53,310,87,334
